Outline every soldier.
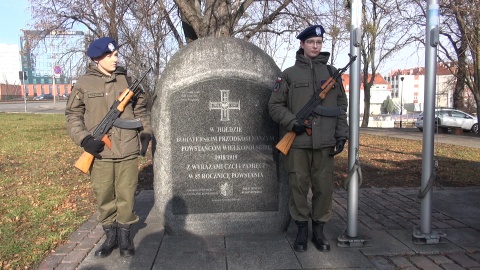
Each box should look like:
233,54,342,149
65,37,152,257
268,25,349,252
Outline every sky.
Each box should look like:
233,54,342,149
0,0,31,45
0,0,425,76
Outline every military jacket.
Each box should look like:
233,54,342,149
66,64,152,159
268,50,348,149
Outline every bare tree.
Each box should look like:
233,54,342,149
28,0,313,89
360,0,415,127
411,0,479,131
28,0,172,95
439,1,479,123
173,0,295,41
293,0,351,65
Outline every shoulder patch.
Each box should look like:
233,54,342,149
273,77,282,92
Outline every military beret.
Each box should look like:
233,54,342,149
87,37,117,58
296,25,325,41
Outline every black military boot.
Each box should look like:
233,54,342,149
293,220,308,252
312,221,330,251
118,223,135,257
94,224,118,258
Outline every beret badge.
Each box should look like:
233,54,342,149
108,43,115,52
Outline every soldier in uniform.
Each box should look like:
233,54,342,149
65,37,152,257
268,25,349,252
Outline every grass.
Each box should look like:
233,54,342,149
0,113,479,268
0,113,150,269
332,134,480,188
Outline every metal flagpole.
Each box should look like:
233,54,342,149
338,0,366,247
413,0,446,245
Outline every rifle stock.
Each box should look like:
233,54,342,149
275,131,296,155
74,151,95,174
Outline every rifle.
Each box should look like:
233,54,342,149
74,67,152,173
275,54,356,155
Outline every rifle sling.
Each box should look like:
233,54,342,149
313,105,342,117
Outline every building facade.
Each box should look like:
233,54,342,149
0,44,21,85
342,73,392,115
385,63,474,112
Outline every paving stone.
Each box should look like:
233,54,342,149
432,220,453,229
390,256,414,268
53,241,77,255
440,263,468,270
76,219,98,232
37,254,64,270
467,252,480,263
61,249,88,264
55,263,79,270
409,255,443,270
428,254,453,264
443,219,468,228
76,236,101,251
67,230,89,243
447,253,480,268
368,256,395,270
397,211,417,219
43,188,480,270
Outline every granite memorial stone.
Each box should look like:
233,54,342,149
151,37,289,235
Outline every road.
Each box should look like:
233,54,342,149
1,101,478,148
0,100,67,114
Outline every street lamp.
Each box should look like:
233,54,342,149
400,77,404,128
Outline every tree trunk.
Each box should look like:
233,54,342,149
361,87,371,127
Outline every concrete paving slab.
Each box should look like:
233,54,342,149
388,229,464,255
152,234,226,270
49,186,480,270
358,230,416,256
442,228,480,252
294,243,375,269
433,201,480,219
78,190,164,270
283,220,374,269
435,188,480,206
459,216,480,231
226,233,300,270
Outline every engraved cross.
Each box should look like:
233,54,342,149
209,90,240,121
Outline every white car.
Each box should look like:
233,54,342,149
415,108,478,133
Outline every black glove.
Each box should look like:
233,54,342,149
329,139,346,156
292,122,306,135
81,135,105,159
140,133,152,156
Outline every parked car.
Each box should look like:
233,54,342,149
415,108,478,133
33,94,54,100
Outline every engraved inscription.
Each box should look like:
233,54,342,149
171,81,278,214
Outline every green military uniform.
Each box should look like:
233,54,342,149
268,49,348,223
66,64,152,226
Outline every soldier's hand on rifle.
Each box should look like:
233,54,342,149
292,122,307,135
81,135,105,159
140,132,152,156
330,139,346,156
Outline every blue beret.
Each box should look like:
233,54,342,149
297,25,325,41
87,37,117,58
